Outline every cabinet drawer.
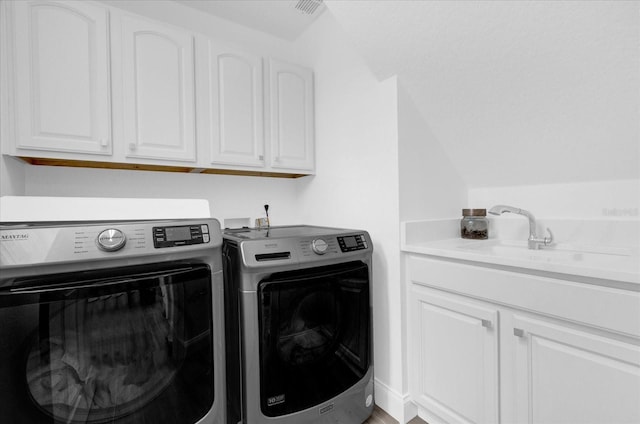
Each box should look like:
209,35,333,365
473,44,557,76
408,255,640,338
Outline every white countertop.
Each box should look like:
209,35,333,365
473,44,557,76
402,219,640,285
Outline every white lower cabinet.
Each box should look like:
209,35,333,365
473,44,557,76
513,315,640,424
410,285,499,424
407,255,640,424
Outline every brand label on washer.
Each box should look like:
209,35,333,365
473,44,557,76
267,394,285,406
319,403,334,415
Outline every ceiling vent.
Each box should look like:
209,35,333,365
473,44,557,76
294,0,324,15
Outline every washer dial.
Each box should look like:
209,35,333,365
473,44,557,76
311,238,328,255
97,228,126,252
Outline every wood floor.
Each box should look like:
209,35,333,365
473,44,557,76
363,406,427,424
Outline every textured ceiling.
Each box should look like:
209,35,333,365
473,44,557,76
326,1,639,187
175,0,326,41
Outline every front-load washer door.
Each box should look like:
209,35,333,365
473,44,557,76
0,262,217,424
257,261,370,417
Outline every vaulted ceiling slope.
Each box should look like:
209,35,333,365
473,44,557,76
325,1,639,187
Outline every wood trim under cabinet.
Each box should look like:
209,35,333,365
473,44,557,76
17,157,308,179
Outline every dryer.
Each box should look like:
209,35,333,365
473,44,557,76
0,218,225,424
223,225,374,424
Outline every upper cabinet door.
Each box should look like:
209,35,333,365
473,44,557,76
268,59,314,172
206,42,264,167
117,15,196,162
13,0,111,155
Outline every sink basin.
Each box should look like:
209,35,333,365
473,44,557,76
456,240,635,267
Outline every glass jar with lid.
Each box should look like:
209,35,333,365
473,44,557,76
460,209,488,239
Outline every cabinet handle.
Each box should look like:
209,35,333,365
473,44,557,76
100,138,108,147
129,143,137,151
258,155,264,161
481,319,492,329
513,328,525,337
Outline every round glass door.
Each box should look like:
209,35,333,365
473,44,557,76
258,261,370,416
26,289,181,423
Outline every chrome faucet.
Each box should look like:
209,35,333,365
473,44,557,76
488,205,553,250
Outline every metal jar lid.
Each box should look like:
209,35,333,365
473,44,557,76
462,208,487,217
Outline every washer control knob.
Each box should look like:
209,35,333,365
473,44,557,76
97,228,126,252
311,238,328,255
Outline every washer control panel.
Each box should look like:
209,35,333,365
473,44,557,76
337,234,368,252
153,224,210,248
0,219,221,267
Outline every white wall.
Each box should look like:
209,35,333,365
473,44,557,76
0,155,25,196
325,1,640,189
23,165,303,225
398,83,467,221
292,12,408,420
468,179,640,220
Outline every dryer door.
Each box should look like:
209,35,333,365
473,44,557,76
258,261,371,417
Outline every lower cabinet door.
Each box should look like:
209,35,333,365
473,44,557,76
410,285,499,424
513,315,640,424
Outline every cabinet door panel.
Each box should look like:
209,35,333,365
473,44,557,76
14,0,111,154
208,44,264,167
120,15,196,162
410,285,499,424
514,315,640,424
268,59,314,171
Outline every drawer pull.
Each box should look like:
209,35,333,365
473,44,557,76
481,319,492,329
513,328,525,337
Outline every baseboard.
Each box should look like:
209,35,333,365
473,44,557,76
374,379,418,424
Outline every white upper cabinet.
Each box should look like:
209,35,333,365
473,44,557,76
268,59,315,172
12,0,111,155
115,14,196,162
3,1,314,176
204,41,264,167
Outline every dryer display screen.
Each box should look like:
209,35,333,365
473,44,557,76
337,235,368,252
